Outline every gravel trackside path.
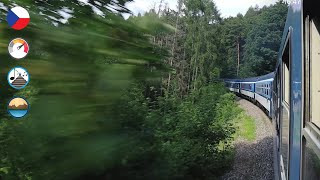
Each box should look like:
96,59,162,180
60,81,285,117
221,98,275,180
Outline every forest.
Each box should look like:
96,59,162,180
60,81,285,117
0,0,287,179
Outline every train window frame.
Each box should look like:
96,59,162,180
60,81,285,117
279,28,291,179
308,17,320,129
282,33,291,106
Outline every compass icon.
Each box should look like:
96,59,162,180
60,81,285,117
8,38,29,59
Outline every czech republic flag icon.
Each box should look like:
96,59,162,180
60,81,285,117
7,7,30,30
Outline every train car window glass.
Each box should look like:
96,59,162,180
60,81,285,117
310,18,320,128
280,32,291,177
302,138,320,179
304,15,310,125
282,38,290,104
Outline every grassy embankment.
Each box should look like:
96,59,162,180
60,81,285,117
233,111,256,142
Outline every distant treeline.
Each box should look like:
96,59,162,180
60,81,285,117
220,2,288,78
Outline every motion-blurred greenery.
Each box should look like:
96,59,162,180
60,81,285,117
0,1,176,179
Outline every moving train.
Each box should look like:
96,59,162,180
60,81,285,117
224,1,320,180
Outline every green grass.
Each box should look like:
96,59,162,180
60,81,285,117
234,111,256,142
218,107,256,152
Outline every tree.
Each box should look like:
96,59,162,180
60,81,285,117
183,0,222,90
240,1,288,77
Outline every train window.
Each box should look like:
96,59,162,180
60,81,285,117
310,17,320,128
302,138,320,180
282,37,290,104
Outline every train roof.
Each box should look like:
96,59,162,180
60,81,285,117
223,72,274,83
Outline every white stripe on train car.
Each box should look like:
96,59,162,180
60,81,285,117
240,90,254,98
241,82,255,84
255,93,270,112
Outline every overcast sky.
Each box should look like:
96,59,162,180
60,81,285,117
125,0,279,18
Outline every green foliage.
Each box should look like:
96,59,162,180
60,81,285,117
219,15,246,78
0,1,170,180
219,2,288,78
129,13,176,36
108,83,238,180
240,1,288,77
183,0,222,89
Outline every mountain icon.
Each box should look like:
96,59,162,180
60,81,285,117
8,98,28,110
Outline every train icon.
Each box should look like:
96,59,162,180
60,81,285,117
7,67,30,89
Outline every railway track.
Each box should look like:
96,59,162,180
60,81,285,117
221,97,276,180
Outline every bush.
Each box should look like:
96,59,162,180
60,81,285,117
110,83,238,179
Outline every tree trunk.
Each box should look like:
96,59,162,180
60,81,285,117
167,1,182,93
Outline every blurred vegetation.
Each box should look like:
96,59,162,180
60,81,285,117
0,1,174,179
0,0,287,179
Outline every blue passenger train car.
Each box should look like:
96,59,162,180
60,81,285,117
225,72,274,116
